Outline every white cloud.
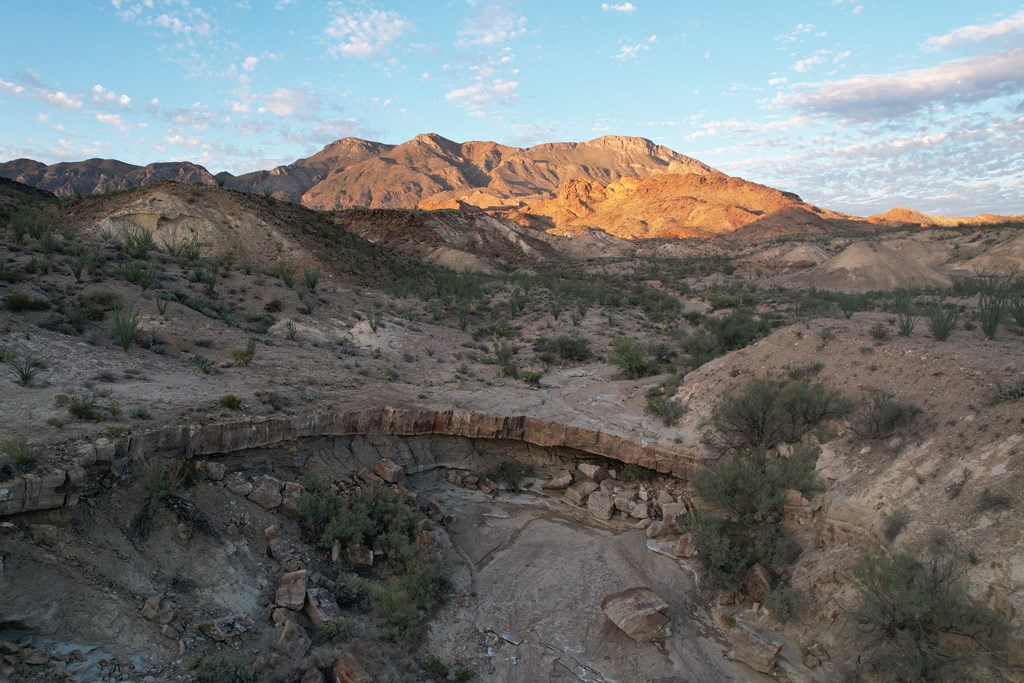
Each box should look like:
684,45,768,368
0,79,26,96
44,91,83,110
782,47,1024,120
91,84,131,106
457,5,527,46
601,3,636,13
164,133,202,147
776,23,815,44
324,8,412,59
924,9,1024,51
768,76,788,86
96,112,131,132
263,87,320,118
614,34,657,61
242,56,259,71
445,78,518,115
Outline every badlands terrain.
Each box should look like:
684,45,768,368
0,136,1022,683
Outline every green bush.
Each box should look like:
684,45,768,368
312,618,354,644
618,463,657,484
219,394,241,410
696,449,819,525
852,391,922,439
111,304,142,351
195,652,264,683
4,293,50,312
850,548,1000,682
925,303,960,341
895,296,918,336
644,395,685,426
608,337,659,379
532,334,592,363
485,460,536,491
709,378,849,453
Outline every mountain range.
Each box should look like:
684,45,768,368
2,134,1019,239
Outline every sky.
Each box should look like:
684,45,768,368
1,1,1023,216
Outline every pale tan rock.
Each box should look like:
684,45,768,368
743,564,771,602
600,587,671,643
578,463,609,482
276,619,311,659
565,479,599,506
587,491,615,520
332,651,372,683
542,471,573,489
371,458,404,483
265,524,297,561
629,501,650,519
199,614,255,641
305,587,344,629
248,474,283,509
276,570,308,610
674,533,696,558
729,625,781,674
280,481,306,517
196,460,226,481
225,472,253,496
349,545,373,568
141,596,174,624
301,668,326,683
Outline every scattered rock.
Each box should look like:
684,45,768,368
629,501,651,519
248,474,284,509
280,481,306,517
565,479,599,506
479,478,498,495
305,587,344,629
276,570,308,610
728,624,782,674
301,668,326,683
613,489,637,512
273,607,295,627
159,624,181,640
332,651,372,683
716,590,737,606
196,460,226,481
355,467,384,485
20,649,49,665
542,471,573,489
587,491,615,520
578,463,609,482
140,596,174,624
265,524,298,561
654,491,674,512
199,614,255,641
348,545,373,568
371,458,404,483
743,564,771,602
29,524,62,548
660,502,687,528
426,500,448,522
276,619,311,659
645,520,677,539
224,472,253,496
601,587,672,643
673,533,696,558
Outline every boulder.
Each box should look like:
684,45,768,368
645,520,677,540
305,587,344,629
613,490,637,512
276,619,311,659
332,652,372,683
280,482,306,517
578,463,609,482
348,545,374,568
224,472,253,496
301,668,326,683
542,471,573,489
371,458,404,483
248,475,283,509
565,479,599,506
629,502,650,519
479,478,497,494
265,524,298,561
654,491,674,511
141,596,174,624
587,491,615,520
599,478,621,495
673,533,696,558
196,460,226,481
199,614,255,641
728,625,782,674
660,502,687,527
426,500,448,522
276,570,308,610
601,587,672,643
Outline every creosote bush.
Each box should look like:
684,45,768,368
852,391,922,440
850,546,1001,682
707,377,850,454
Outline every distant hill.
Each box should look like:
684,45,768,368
2,133,861,239
868,206,1024,227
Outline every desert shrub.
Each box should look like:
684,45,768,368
520,369,542,386
686,512,797,591
66,393,102,421
485,460,536,491
334,572,374,612
1009,295,1024,327
6,353,45,386
117,260,160,290
763,581,802,623
836,292,868,319
785,362,823,380
869,323,890,341
883,509,910,542
608,337,659,379
116,222,155,259
195,652,264,683
852,391,921,439
111,304,142,351
678,330,722,368
703,309,775,353
274,261,296,287
644,395,685,426
696,449,819,525
1,436,35,475
128,459,205,540
976,488,1012,513
161,232,203,265
849,548,1000,682
312,618,354,644
709,378,849,453
895,296,918,336
302,266,321,291
219,394,241,410
4,293,50,312
78,289,121,321
230,336,259,366
532,334,592,363
925,303,960,341
618,463,657,484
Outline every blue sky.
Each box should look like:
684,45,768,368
1,1,1022,216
